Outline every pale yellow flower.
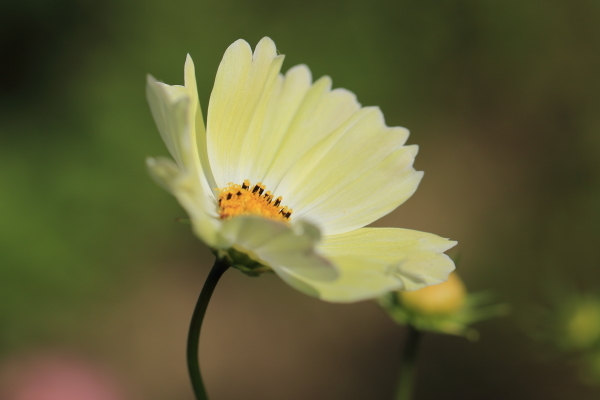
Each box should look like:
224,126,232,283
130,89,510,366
146,37,456,302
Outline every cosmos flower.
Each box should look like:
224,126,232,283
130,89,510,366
146,37,456,302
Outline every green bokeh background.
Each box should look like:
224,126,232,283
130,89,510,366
1,0,600,399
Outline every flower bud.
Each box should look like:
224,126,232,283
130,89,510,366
564,297,600,350
399,272,466,316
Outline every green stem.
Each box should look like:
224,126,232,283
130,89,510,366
187,257,230,400
395,325,423,400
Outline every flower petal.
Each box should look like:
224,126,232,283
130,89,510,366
274,255,402,302
183,55,218,193
146,72,215,197
319,227,457,291
146,76,189,167
274,227,456,303
201,38,420,235
219,216,338,282
276,106,422,235
206,37,285,188
260,75,361,193
252,64,312,183
146,157,221,246
146,72,221,246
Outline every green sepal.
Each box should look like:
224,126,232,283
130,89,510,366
211,247,274,277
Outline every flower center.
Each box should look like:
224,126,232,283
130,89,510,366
217,180,292,223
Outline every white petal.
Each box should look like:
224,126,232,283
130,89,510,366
200,40,419,235
146,157,221,246
278,106,422,235
267,227,456,303
274,255,402,302
146,69,222,246
219,216,337,282
146,73,215,200
207,37,285,188
252,65,312,182
319,227,457,291
146,76,189,167
184,55,218,193
262,75,361,194
146,156,181,193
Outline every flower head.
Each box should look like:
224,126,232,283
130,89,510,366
146,37,456,302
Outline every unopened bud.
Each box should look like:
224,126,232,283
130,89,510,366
565,297,600,350
399,272,466,316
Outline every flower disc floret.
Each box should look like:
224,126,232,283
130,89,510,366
218,180,291,222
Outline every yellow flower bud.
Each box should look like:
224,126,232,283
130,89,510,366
565,297,600,350
399,273,466,316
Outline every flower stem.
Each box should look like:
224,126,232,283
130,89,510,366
187,257,230,400
395,325,423,400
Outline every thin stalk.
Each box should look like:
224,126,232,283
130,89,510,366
395,325,423,400
187,258,230,400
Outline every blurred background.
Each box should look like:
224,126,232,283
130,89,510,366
1,0,600,399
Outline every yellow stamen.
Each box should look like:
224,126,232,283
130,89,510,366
217,180,292,223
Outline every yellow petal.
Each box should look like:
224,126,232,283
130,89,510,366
275,227,455,303
146,71,222,246
146,76,189,167
183,55,217,192
146,156,182,193
320,227,456,291
275,255,401,302
261,75,361,193
276,107,421,235
146,157,220,246
219,216,337,281
202,39,419,235
146,73,214,197
252,65,312,182
207,37,285,187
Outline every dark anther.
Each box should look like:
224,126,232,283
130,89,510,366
285,212,291,218
274,199,281,207
236,191,242,196
258,187,264,195
242,182,249,189
252,185,260,194
227,193,232,200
